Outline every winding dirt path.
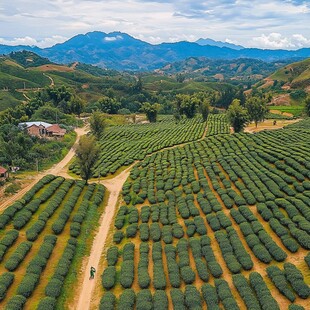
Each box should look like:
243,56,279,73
0,126,88,212
76,165,133,310
43,73,55,86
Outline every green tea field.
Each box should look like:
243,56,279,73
97,117,310,309
0,175,105,309
0,115,309,310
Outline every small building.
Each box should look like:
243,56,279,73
46,124,67,137
0,166,8,180
26,124,48,137
18,121,66,138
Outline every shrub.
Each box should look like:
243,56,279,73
113,231,124,244
215,279,239,310
180,266,195,284
5,241,32,271
120,260,134,288
99,292,115,310
136,289,153,310
5,295,27,310
101,266,116,290
118,289,135,310
150,223,161,242
249,272,280,310
139,223,149,241
266,266,295,302
154,290,168,310
170,288,185,310
201,284,220,310
37,297,57,310
17,273,40,297
284,263,310,299
107,246,118,266
165,245,181,288
0,272,14,301
232,274,260,310
184,285,202,309
172,223,184,239
45,278,63,298
126,223,138,238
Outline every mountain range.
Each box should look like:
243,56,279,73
1,31,310,71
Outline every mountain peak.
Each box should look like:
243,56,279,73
196,38,244,50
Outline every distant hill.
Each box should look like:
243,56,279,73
195,38,244,50
269,58,310,89
1,31,310,71
0,51,246,113
9,50,52,68
157,57,292,83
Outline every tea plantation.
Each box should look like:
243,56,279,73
99,117,310,309
69,116,208,177
0,175,105,309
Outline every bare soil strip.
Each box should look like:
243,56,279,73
75,166,133,310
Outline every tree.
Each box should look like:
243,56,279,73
200,99,210,122
75,135,99,183
305,95,310,117
175,94,197,119
246,97,268,127
141,102,161,123
89,112,105,139
97,96,121,114
227,99,248,133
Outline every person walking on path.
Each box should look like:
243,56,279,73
89,266,96,279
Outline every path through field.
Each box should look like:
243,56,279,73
76,166,133,310
0,126,88,212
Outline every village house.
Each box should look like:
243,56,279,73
19,122,67,138
0,166,8,181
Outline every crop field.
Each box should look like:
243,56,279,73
98,118,310,309
0,175,105,309
70,117,207,177
268,105,305,117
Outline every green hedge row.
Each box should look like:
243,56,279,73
0,229,19,262
5,241,32,271
44,238,77,299
0,272,14,301
284,263,310,299
17,235,57,298
249,272,280,310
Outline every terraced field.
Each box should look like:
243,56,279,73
98,118,310,309
0,175,105,309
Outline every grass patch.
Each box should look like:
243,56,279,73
268,105,305,117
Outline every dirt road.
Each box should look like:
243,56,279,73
76,165,133,310
0,126,88,212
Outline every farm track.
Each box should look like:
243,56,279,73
75,165,133,310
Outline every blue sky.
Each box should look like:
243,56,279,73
1,0,310,49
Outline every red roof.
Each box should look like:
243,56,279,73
0,166,7,174
46,124,66,135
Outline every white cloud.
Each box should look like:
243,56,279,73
0,0,309,49
104,35,123,42
251,33,310,49
0,35,68,48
